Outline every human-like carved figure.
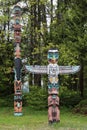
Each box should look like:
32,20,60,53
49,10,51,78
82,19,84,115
48,90,60,124
14,81,22,94
14,100,22,113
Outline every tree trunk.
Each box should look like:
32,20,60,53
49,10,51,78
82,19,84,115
51,0,53,23
79,59,84,97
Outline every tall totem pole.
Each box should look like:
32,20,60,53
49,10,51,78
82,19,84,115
47,49,60,124
13,5,23,116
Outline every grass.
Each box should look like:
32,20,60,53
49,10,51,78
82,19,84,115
0,107,87,130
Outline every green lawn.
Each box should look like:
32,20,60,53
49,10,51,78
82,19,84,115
0,107,87,130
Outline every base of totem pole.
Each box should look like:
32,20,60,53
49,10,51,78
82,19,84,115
14,112,23,116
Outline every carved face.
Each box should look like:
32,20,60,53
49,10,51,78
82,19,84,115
13,6,22,15
14,49,21,57
48,50,59,63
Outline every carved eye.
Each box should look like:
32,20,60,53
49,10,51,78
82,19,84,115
54,52,59,59
48,52,53,59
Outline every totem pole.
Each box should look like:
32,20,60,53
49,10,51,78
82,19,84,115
13,5,23,116
47,50,60,124
25,49,80,123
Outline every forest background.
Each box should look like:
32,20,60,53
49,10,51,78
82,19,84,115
0,0,87,114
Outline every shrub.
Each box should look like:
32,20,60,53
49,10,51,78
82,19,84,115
73,99,87,115
0,94,14,107
59,86,82,108
23,86,48,110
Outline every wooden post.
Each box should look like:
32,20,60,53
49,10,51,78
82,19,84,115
47,49,60,124
13,5,23,116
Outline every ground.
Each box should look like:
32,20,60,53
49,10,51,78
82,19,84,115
0,107,87,130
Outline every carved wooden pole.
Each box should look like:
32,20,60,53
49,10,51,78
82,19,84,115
47,49,60,124
13,5,23,116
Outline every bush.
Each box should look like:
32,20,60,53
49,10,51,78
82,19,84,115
0,94,14,107
23,86,48,110
73,99,87,115
59,86,82,108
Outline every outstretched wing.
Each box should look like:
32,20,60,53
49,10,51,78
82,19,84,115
59,66,80,74
25,65,80,74
25,65,47,74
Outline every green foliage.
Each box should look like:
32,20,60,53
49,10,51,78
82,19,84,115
0,94,14,107
59,86,82,108
73,99,87,115
0,1,14,96
23,86,48,110
0,41,14,96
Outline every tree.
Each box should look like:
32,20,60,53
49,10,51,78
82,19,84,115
45,0,87,97
24,0,48,86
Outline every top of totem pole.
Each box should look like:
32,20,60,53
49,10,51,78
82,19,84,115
47,49,59,63
12,4,22,16
48,49,58,53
